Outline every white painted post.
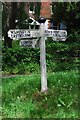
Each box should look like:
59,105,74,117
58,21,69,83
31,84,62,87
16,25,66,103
40,23,48,92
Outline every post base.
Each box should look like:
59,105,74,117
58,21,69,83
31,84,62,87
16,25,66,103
41,87,48,93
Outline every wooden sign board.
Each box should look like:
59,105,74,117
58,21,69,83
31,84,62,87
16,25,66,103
8,29,67,41
45,29,67,41
8,29,40,39
20,39,38,48
20,40,33,48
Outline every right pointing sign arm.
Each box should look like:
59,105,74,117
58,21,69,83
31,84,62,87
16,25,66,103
45,29,67,41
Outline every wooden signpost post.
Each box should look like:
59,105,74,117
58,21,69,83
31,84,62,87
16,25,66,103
8,17,67,92
39,17,48,92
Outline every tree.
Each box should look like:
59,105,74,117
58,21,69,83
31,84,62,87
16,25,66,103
27,2,41,20
0,2,2,39
52,2,80,31
2,2,17,48
17,2,28,29
35,2,41,20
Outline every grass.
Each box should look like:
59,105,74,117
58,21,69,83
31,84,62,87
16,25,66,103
2,70,79,118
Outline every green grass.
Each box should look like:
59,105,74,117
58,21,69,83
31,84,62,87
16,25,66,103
2,70,79,118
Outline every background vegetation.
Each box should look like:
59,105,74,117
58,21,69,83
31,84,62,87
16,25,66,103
2,37,80,75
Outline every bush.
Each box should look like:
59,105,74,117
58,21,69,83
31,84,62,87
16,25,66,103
2,47,40,73
2,39,79,74
67,30,80,42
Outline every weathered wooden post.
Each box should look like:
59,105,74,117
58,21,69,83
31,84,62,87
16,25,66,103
38,17,48,92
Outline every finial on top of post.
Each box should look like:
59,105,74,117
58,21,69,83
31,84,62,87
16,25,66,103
38,16,46,24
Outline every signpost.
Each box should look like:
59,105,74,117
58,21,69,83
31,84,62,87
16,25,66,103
8,17,67,92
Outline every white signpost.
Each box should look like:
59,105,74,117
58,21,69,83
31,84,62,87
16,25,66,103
8,17,67,93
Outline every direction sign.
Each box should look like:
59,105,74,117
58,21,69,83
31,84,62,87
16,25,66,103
45,29,67,41
8,29,40,39
8,29,67,41
20,40,33,47
20,39,38,48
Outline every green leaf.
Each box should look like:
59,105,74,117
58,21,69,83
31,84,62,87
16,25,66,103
58,98,66,107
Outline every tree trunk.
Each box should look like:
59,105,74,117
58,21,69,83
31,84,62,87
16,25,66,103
4,27,12,48
3,2,17,48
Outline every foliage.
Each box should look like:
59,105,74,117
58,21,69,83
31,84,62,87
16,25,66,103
35,2,41,19
2,2,8,34
2,2,28,48
52,2,80,31
2,47,39,74
2,38,80,74
29,2,34,11
28,2,41,19
68,29,80,42
2,70,78,118
17,2,28,29
2,99,35,118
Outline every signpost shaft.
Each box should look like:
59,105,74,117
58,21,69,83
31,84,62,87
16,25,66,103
40,23,48,92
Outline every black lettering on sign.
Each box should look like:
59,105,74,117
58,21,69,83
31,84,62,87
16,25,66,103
20,40,33,47
58,33,62,37
61,31,66,37
52,33,55,37
28,31,30,33
51,31,52,35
